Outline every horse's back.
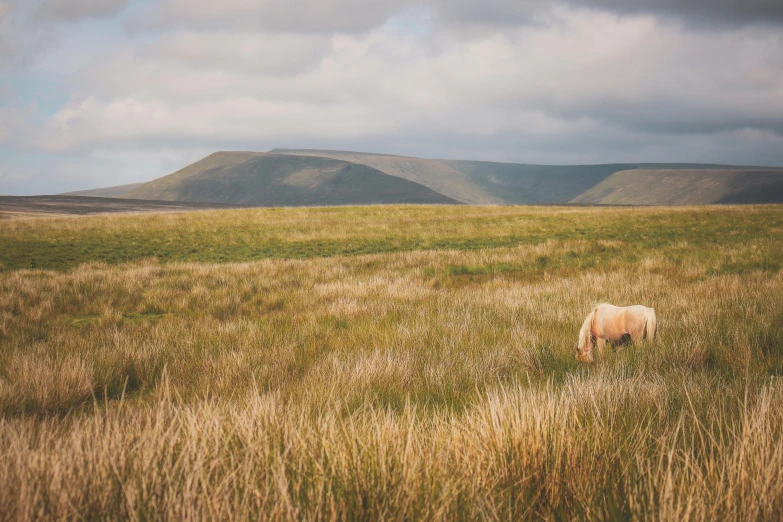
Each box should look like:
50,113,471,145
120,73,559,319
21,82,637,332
595,303,649,340
595,303,620,317
626,305,650,317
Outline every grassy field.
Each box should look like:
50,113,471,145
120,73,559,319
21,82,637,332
2,204,781,271
1,205,783,520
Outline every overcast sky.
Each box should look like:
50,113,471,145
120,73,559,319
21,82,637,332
1,0,782,194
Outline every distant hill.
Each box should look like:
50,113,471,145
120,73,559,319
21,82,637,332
272,149,634,204
272,149,640,204
122,152,457,206
271,149,509,204
73,149,783,206
443,161,637,204
571,169,783,205
273,149,783,205
63,183,146,197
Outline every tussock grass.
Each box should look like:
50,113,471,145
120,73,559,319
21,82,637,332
1,205,782,519
1,204,781,271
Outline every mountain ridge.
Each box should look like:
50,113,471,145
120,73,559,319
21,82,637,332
122,152,458,206
73,149,783,206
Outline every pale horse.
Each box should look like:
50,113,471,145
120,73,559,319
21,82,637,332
576,303,657,363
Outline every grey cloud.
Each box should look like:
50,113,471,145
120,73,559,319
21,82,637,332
135,0,563,34
0,1,49,67
1,0,128,68
133,0,783,37
572,0,783,27
428,0,554,26
0,3,11,63
136,0,404,33
533,94,783,138
34,0,130,21
429,0,783,28
37,8,783,156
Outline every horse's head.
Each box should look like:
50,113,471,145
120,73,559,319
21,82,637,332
575,344,594,364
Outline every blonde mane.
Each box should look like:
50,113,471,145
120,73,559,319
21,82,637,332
577,306,597,356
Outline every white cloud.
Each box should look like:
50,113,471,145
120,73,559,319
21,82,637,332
35,9,783,154
137,31,332,75
39,94,404,152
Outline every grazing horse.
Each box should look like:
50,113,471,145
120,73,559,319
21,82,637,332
576,303,657,363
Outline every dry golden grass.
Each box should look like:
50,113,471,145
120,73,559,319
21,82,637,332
1,205,782,520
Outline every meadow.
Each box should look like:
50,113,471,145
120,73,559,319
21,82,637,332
1,204,783,520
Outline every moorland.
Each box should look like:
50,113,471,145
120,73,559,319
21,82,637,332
1,204,782,520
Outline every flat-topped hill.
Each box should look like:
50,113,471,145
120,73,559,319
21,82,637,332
122,152,457,206
73,149,783,206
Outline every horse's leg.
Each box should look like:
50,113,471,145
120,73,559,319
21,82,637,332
614,333,632,352
595,337,607,356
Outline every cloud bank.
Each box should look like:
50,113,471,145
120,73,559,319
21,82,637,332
1,0,782,194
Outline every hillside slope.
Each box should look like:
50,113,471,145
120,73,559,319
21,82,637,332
272,149,640,204
272,149,508,204
123,152,457,206
571,169,783,205
444,160,637,204
63,183,145,197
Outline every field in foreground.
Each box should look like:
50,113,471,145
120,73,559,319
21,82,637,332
1,205,783,520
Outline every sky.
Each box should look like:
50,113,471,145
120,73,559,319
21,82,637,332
1,0,782,195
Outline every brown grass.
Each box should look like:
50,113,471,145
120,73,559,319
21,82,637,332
1,205,782,520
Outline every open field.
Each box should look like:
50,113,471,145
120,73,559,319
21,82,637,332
2,204,781,272
1,205,783,520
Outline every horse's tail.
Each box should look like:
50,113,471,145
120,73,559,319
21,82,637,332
577,308,596,354
644,308,657,341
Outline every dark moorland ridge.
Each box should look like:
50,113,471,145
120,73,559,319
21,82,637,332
65,149,783,206
0,195,248,217
63,182,146,198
